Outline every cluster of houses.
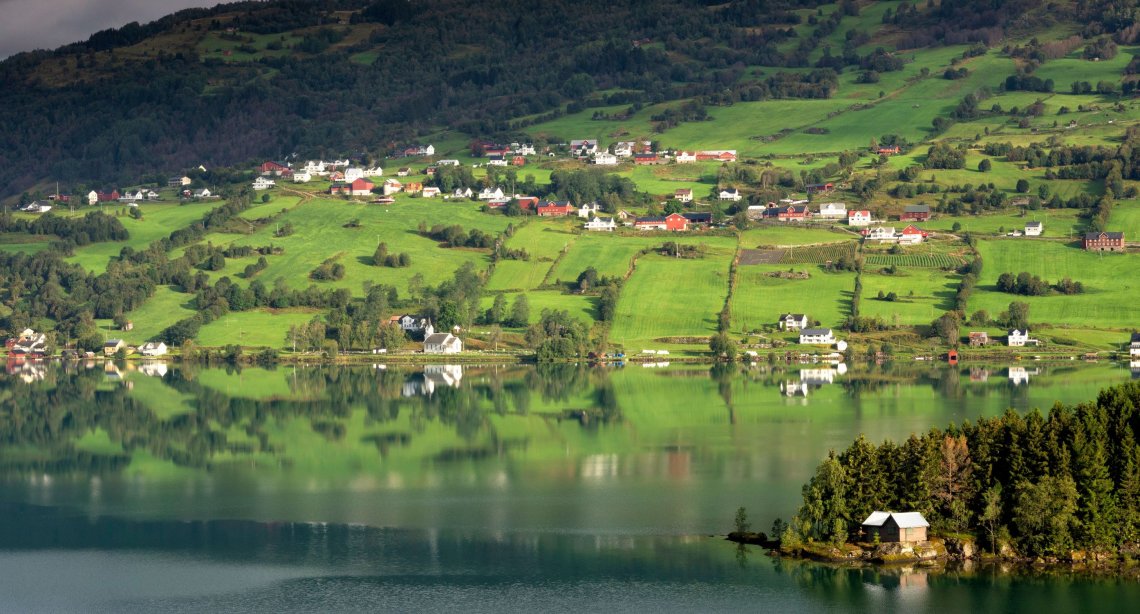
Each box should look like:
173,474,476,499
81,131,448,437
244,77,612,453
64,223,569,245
3,329,169,359
777,314,841,347
582,142,736,166
967,330,1040,348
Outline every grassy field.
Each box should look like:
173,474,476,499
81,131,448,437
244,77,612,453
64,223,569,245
486,259,552,291
731,265,856,333
860,268,961,326
740,226,857,247
971,239,1140,328
95,285,197,345
922,209,1086,236
610,253,732,349
479,290,597,326
66,201,223,272
196,309,323,348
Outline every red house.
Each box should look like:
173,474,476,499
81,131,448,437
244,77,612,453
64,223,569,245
330,178,374,196
877,146,901,156
765,205,812,222
97,190,120,202
515,196,539,211
512,156,526,166
1083,231,1125,251
805,182,834,194
633,214,689,231
260,161,289,176
633,153,658,165
696,150,737,162
664,213,689,231
536,201,575,217
901,204,931,222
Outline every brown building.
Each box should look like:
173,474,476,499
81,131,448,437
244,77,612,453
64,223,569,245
1083,231,1125,251
968,332,988,347
861,511,929,543
900,204,931,222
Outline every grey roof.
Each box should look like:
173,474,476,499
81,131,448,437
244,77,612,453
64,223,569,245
904,204,930,213
1085,231,1124,240
1025,221,1042,227
862,511,929,528
780,313,808,320
424,333,454,345
801,328,832,336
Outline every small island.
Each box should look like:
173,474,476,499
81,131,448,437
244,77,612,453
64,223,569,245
734,381,1140,574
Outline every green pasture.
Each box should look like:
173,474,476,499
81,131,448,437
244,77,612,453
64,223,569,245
67,201,223,272
971,239,1140,328
740,225,857,247
505,221,577,259
97,285,196,344
610,253,733,348
731,265,855,333
1031,46,1137,90
1106,199,1140,238
550,234,653,280
922,209,1085,236
479,291,597,326
657,99,852,157
196,308,323,348
860,268,961,326
486,259,552,291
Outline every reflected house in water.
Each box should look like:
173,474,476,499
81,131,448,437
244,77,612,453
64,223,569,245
1008,366,1040,386
138,361,169,378
401,365,464,397
781,365,847,397
6,358,46,383
1132,361,1140,379
969,368,990,382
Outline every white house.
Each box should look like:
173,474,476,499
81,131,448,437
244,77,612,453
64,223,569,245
383,179,404,196
1130,333,1140,357
675,151,697,163
438,159,461,166
87,190,99,206
866,226,896,242
674,188,693,203
719,188,742,202
303,160,327,174
362,166,384,177
399,315,431,333
779,313,810,331
577,202,600,218
818,203,847,219
1025,221,1043,236
192,188,212,199
252,177,275,190
422,187,441,198
424,332,462,354
1007,329,1038,347
512,143,536,155
613,142,634,157
344,167,365,182
22,201,52,213
451,187,473,199
293,171,312,183
799,328,836,345
848,210,872,226
138,341,168,357
584,216,617,232
478,187,505,200
593,152,619,166
570,139,598,155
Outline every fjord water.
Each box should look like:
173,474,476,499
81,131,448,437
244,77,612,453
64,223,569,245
1,362,1138,612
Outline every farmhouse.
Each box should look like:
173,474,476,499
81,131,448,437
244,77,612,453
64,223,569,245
584,216,617,231
1024,221,1043,236
634,213,689,231
514,196,539,211
486,155,508,166
292,171,312,183
191,188,212,199
805,182,834,195
21,201,52,213
901,204,931,222
765,205,812,222
675,151,697,163
778,313,810,331
259,161,289,176
613,142,633,157
403,181,424,193
138,341,168,357
674,188,693,203
799,328,835,345
577,202,600,218
865,226,896,242
330,178,374,196
399,315,431,333
1130,333,1140,357
252,177,276,190
451,187,473,199
718,188,742,201
848,210,872,226
438,159,461,166
382,179,403,196
478,187,505,200
7,329,47,355
968,332,989,347
1007,329,1039,347
536,201,575,217
1083,231,1125,251
103,339,125,356
593,152,619,165
682,212,712,227
167,176,192,188
424,332,463,354
397,168,411,176
421,187,441,198
898,225,927,245
633,153,659,165
696,150,737,162
861,512,929,543
817,203,847,219
570,139,599,155
876,145,901,156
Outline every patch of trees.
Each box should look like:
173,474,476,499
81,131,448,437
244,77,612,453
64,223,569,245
526,309,591,361
944,67,969,80
310,256,345,281
1002,74,1054,92
373,242,411,267
1083,36,1118,60
785,380,1140,558
0,210,128,245
421,224,496,249
658,242,706,258
924,142,967,169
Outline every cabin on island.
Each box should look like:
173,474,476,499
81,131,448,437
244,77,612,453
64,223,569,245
1024,221,1043,236
718,188,742,201
900,204,931,222
848,210,872,226
674,188,694,203
861,512,929,543
1083,231,1125,251
818,203,847,219
779,313,810,331
138,341,168,357
1007,329,1038,347
799,328,835,345
584,216,617,232
103,339,125,356
592,152,618,165
968,331,989,347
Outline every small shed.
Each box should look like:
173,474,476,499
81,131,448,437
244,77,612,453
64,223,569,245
861,511,929,543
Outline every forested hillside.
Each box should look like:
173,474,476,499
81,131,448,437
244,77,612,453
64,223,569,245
0,0,1126,196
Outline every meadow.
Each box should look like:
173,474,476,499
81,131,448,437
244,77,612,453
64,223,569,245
196,308,323,348
860,268,961,326
731,264,856,333
971,239,1140,328
610,252,733,349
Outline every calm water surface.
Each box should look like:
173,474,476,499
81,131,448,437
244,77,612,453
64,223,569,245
1,361,1138,612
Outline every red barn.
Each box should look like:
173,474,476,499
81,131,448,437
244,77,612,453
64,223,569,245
901,204,931,222
260,161,289,176
536,201,575,217
877,146,901,156
512,156,526,166
633,153,658,165
805,182,834,195
1083,231,1125,251
515,196,539,211
765,205,812,222
664,212,689,231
